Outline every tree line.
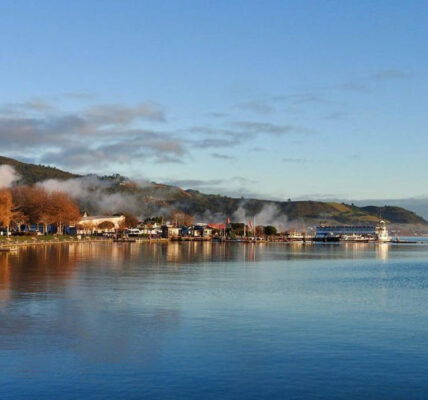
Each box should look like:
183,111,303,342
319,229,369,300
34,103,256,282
0,186,81,233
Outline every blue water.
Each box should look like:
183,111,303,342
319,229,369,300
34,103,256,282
1,242,427,399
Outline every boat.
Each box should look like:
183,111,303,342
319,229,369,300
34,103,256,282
312,232,341,242
124,228,143,237
340,234,370,243
390,237,416,244
286,232,305,241
314,221,391,243
375,220,391,242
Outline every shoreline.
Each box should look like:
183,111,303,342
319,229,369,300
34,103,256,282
1,236,427,253
0,236,169,251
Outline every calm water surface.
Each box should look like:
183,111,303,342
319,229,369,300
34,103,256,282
1,242,427,399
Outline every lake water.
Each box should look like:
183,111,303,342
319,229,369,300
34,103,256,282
1,242,427,399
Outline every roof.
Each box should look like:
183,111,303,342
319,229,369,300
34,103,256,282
208,223,226,230
79,215,125,223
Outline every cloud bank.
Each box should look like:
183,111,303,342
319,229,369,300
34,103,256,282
0,97,306,173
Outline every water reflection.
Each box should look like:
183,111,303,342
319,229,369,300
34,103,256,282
0,241,399,313
0,254,11,304
1,241,428,399
376,242,390,261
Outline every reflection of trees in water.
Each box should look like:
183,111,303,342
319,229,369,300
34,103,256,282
0,243,184,363
0,241,396,364
0,254,11,304
1,243,392,296
4,244,80,296
2,243,149,296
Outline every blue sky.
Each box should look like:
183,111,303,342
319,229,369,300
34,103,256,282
0,0,427,201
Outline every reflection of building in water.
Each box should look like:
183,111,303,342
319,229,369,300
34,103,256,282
243,243,256,263
376,243,389,261
79,242,142,267
166,243,181,262
201,241,212,258
341,242,370,256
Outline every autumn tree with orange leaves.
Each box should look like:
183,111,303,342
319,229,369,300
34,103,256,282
49,191,81,234
123,213,139,228
11,186,49,227
0,189,13,231
11,186,81,233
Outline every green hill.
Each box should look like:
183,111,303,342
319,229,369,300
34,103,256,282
1,155,426,225
165,192,427,225
360,206,426,225
0,156,79,184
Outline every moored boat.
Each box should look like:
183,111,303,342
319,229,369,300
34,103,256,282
312,232,341,242
340,234,371,243
375,220,391,242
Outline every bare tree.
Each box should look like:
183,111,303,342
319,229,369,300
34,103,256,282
170,211,194,226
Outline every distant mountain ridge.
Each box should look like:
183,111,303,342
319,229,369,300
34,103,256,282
0,155,427,226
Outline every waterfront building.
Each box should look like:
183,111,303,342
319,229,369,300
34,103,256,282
139,225,161,236
76,212,125,234
316,221,390,241
161,225,181,238
193,224,213,238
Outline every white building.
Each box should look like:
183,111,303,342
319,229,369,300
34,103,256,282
77,212,125,234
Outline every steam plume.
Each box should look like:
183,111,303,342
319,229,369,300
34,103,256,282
0,165,21,188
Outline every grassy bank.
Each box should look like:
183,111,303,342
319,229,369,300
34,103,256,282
0,235,110,247
0,235,170,249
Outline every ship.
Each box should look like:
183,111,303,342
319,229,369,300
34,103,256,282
314,221,390,242
375,220,391,242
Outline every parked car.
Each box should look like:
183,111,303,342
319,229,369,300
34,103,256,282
125,228,143,237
